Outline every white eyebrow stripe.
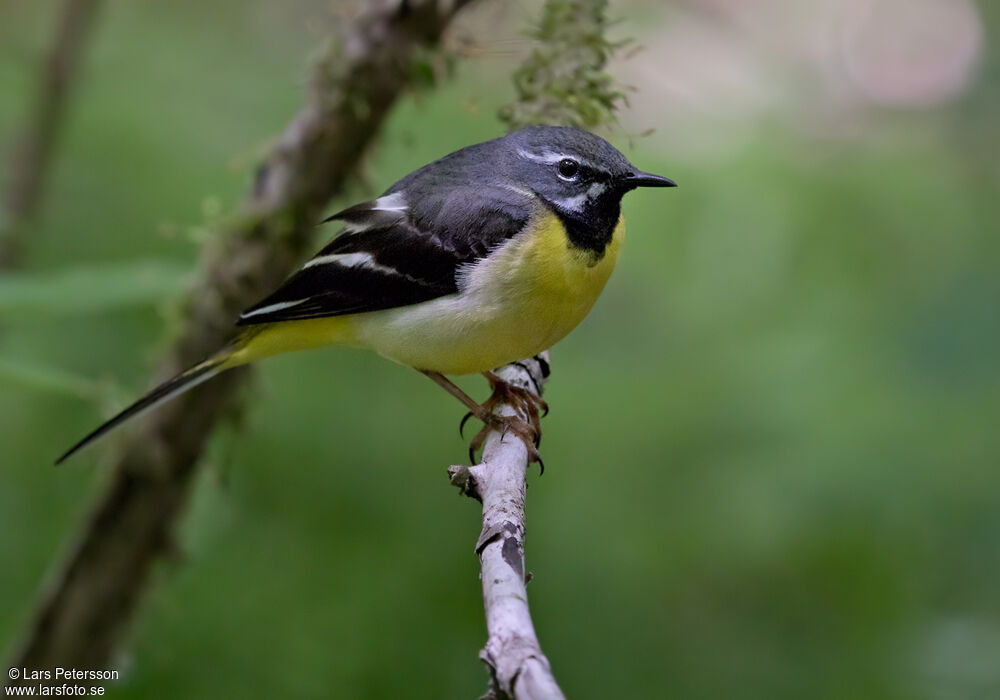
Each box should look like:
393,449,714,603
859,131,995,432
370,192,407,212
517,148,573,165
516,148,609,176
240,299,309,319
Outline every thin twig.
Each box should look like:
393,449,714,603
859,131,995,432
7,0,476,682
453,0,618,695
1,0,102,269
449,355,565,700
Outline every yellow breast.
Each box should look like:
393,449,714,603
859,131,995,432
518,210,624,313
353,210,625,374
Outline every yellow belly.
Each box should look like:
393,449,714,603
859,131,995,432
352,211,624,374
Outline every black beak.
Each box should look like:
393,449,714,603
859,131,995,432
622,170,677,188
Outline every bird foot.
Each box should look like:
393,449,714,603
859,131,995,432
462,372,547,471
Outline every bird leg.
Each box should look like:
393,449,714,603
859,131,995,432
420,370,493,424
419,369,546,467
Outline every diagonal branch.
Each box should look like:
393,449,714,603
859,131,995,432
7,0,476,679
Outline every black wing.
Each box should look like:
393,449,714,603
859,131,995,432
237,185,532,325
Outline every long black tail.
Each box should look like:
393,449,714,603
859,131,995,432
55,356,228,465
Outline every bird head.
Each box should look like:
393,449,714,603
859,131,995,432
506,125,674,208
503,125,676,253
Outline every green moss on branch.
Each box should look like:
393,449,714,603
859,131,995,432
500,0,624,131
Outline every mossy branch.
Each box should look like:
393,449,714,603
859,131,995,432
499,0,624,132
6,0,476,683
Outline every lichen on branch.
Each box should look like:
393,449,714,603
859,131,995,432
499,0,625,131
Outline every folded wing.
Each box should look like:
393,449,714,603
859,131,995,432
237,187,531,325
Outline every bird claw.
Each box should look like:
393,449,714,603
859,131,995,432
467,415,543,467
459,411,474,438
464,373,546,468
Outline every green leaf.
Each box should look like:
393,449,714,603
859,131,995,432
0,260,190,317
0,355,109,400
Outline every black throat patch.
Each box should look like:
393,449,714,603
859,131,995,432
545,197,622,261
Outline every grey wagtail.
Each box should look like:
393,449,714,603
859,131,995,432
56,125,675,465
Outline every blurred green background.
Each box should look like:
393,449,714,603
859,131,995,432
2,0,999,697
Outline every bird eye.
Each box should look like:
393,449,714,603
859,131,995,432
557,158,580,180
